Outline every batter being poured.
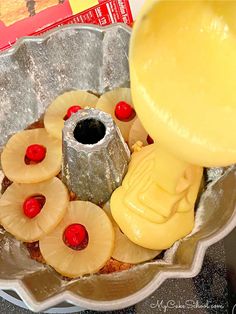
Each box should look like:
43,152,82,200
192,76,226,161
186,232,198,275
111,0,236,250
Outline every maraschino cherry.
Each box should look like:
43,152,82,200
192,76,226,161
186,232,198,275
63,224,88,250
115,101,135,121
147,135,154,145
23,197,43,219
25,144,46,163
65,106,82,120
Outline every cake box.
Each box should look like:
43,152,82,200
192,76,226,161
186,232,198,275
0,0,145,51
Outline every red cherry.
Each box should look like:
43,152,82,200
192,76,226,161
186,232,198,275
23,197,42,219
25,144,46,162
115,101,135,121
63,224,88,250
65,106,82,120
147,135,154,145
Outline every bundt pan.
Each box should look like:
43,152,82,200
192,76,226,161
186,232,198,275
0,24,235,312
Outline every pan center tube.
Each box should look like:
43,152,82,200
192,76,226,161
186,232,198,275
73,118,106,145
62,109,130,205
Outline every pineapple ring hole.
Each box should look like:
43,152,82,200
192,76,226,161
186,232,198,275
63,223,89,251
73,119,106,145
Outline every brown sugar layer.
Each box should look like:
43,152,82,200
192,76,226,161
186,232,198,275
99,258,133,274
25,241,45,264
1,176,13,194
26,118,44,130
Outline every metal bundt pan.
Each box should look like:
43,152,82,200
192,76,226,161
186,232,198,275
0,24,235,312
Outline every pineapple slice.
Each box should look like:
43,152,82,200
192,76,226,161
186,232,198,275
1,129,62,184
96,88,137,141
0,177,69,242
39,201,114,278
44,90,98,140
103,203,160,264
128,118,154,150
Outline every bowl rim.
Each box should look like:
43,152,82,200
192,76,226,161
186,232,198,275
0,23,236,312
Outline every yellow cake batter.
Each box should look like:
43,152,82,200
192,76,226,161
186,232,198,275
111,0,236,250
111,145,203,250
131,0,236,167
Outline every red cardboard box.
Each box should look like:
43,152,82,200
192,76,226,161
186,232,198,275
0,0,144,51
